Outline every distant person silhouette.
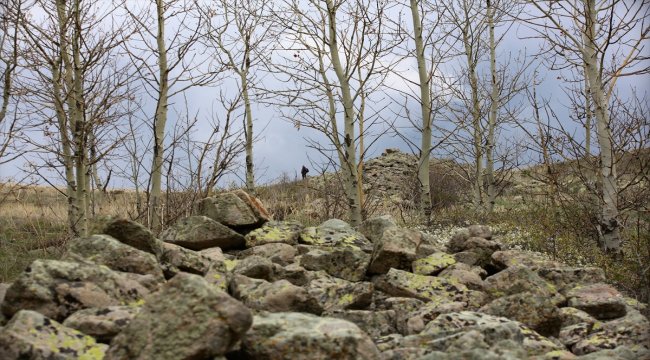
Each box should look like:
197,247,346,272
301,165,309,180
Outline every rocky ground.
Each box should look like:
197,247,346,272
0,189,648,360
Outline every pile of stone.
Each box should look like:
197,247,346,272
0,190,648,359
364,148,418,201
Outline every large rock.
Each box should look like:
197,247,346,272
65,234,164,281
401,301,466,335
537,266,606,293
159,242,213,278
326,309,397,339
234,312,382,359
373,268,468,303
160,215,245,250
306,273,374,311
484,265,558,298
412,252,456,276
301,246,370,282
359,215,398,243
62,305,140,343
300,219,373,252
102,218,163,258
0,310,107,359
491,250,560,271
572,309,650,356
420,311,563,356
238,242,296,266
195,191,269,230
232,255,274,280
230,275,323,314
480,292,562,337
244,220,303,247
566,283,627,320
105,273,252,359
1,259,150,322
367,227,422,275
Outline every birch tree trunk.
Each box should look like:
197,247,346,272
409,0,433,222
242,73,255,193
325,0,362,226
150,0,169,232
485,0,498,213
583,65,592,157
582,0,620,251
462,28,484,211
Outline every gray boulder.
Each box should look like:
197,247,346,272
105,273,252,359
159,242,214,278
300,219,373,252
244,220,303,247
358,215,398,243
367,227,422,275
65,234,164,281
0,310,107,359
160,215,245,250
230,274,323,314
301,246,370,282
102,218,163,258
62,305,140,343
238,242,297,266
306,272,374,311
566,283,627,320
234,312,381,359
1,259,150,322
194,190,269,230
373,268,468,303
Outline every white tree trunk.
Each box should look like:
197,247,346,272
325,0,362,226
485,0,498,213
582,0,620,251
409,0,433,221
150,0,169,232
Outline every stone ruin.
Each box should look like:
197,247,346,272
0,189,648,359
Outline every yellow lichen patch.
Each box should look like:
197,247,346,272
127,298,146,308
224,259,239,272
338,294,355,306
78,345,107,360
412,253,456,275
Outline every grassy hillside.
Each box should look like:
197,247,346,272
1,152,649,312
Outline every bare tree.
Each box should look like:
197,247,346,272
124,0,217,231
268,0,398,225
0,0,22,163
522,0,650,252
17,0,135,236
197,0,274,194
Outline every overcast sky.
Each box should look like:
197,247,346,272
0,0,647,188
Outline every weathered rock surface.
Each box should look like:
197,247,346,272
300,219,373,252
301,246,370,281
230,275,323,314
62,305,140,343
195,191,269,230
160,215,245,250
66,234,164,281
244,220,303,247
373,268,468,303
368,227,422,275
0,310,107,359
2,202,648,360
105,273,252,359
102,218,163,258
159,242,213,278
566,283,627,320
1,259,150,321
233,312,382,359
